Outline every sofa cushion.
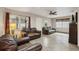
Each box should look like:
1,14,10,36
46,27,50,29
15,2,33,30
0,34,17,51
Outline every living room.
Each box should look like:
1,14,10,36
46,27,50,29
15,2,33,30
0,7,79,51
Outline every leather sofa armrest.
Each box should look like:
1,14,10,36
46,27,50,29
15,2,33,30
19,43,42,51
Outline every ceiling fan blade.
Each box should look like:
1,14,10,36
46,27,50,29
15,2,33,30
49,11,57,15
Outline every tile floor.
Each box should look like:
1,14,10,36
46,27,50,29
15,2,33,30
19,33,79,51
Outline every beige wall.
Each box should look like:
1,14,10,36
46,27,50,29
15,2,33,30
0,8,5,36
31,16,37,28
35,17,52,31
36,17,43,31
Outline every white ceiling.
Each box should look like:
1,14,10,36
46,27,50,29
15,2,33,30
7,7,77,18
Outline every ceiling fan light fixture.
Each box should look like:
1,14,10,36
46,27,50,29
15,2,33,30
49,11,57,15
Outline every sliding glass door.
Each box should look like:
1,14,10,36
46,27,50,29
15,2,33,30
56,18,70,33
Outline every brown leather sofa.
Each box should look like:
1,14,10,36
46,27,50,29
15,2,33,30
16,36,30,46
22,28,41,40
0,34,42,51
42,27,56,35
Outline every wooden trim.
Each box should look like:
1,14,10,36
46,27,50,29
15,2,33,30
56,31,69,34
28,17,31,29
5,12,10,34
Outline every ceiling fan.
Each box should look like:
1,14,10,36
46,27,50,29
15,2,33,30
49,11,57,15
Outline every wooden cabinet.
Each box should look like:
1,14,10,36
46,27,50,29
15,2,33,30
69,23,77,45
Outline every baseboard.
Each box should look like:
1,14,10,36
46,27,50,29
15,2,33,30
56,31,69,34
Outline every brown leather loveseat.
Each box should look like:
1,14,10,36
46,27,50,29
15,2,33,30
0,34,42,51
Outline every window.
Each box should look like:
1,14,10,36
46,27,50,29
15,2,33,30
62,21,69,28
56,18,70,29
9,14,30,36
56,21,62,28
